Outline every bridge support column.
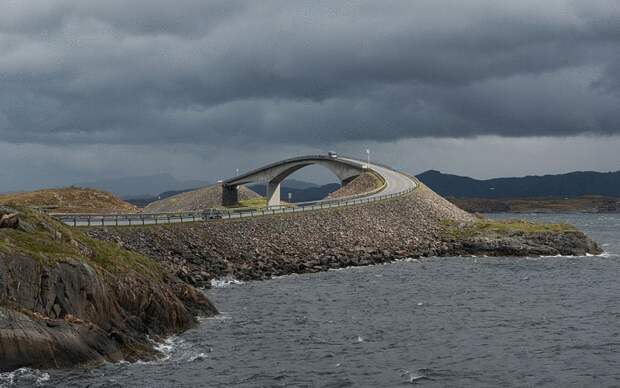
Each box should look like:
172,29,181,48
266,181,281,207
222,184,238,206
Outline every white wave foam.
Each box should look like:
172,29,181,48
210,277,244,288
0,368,50,387
187,353,208,362
135,336,185,364
538,251,616,259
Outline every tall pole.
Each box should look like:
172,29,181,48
366,148,370,166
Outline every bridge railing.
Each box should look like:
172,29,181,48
51,179,417,227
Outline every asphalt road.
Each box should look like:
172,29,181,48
338,157,417,198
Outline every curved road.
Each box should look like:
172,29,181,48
339,157,416,198
54,156,416,226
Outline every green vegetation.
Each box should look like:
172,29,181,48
237,198,268,208
224,197,295,209
442,218,576,239
0,206,162,279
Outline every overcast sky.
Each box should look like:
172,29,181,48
2,0,620,191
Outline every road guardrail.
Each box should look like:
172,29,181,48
51,182,416,227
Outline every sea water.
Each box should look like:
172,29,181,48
4,213,620,387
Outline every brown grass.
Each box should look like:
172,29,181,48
0,187,138,213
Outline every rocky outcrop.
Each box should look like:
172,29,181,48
444,230,601,257
86,182,602,287
0,206,216,372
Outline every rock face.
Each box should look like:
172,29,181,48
87,182,602,287
0,206,216,372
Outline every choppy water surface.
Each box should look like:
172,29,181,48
4,213,620,387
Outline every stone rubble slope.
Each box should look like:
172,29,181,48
89,181,601,287
88,183,472,285
144,183,260,212
327,172,384,199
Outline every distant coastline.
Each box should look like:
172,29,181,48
449,196,620,214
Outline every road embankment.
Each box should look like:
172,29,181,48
87,182,602,287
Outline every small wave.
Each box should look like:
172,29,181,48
144,336,184,363
199,313,232,322
537,251,615,259
399,368,430,384
587,251,617,258
397,257,420,263
0,368,50,387
187,353,208,362
210,277,244,288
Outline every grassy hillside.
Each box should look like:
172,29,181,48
0,205,160,276
0,187,138,213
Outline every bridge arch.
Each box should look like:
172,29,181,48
223,155,367,207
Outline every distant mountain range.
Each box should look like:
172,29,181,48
249,182,340,203
416,170,620,198
83,169,620,209
77,174,210,199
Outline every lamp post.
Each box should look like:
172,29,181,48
366,148,370,166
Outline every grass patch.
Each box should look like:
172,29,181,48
224,197,294,209
0,206,162,279
238,198,268,208
442,218,577,239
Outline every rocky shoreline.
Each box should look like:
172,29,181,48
0,206,216,372
87,183,602,287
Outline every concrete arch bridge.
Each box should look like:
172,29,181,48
222,154,413,207
53,154,416,226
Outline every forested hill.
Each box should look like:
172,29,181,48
416,170,620,198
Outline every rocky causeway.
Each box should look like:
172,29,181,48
88,182,601,287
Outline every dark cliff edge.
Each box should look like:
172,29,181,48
0,205,217,372
87,182,602,287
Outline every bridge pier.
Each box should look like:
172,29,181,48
222,184,238,206
266,181,281,207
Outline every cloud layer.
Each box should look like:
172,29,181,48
2,0,620,149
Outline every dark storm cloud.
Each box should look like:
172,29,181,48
2,0,620,147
